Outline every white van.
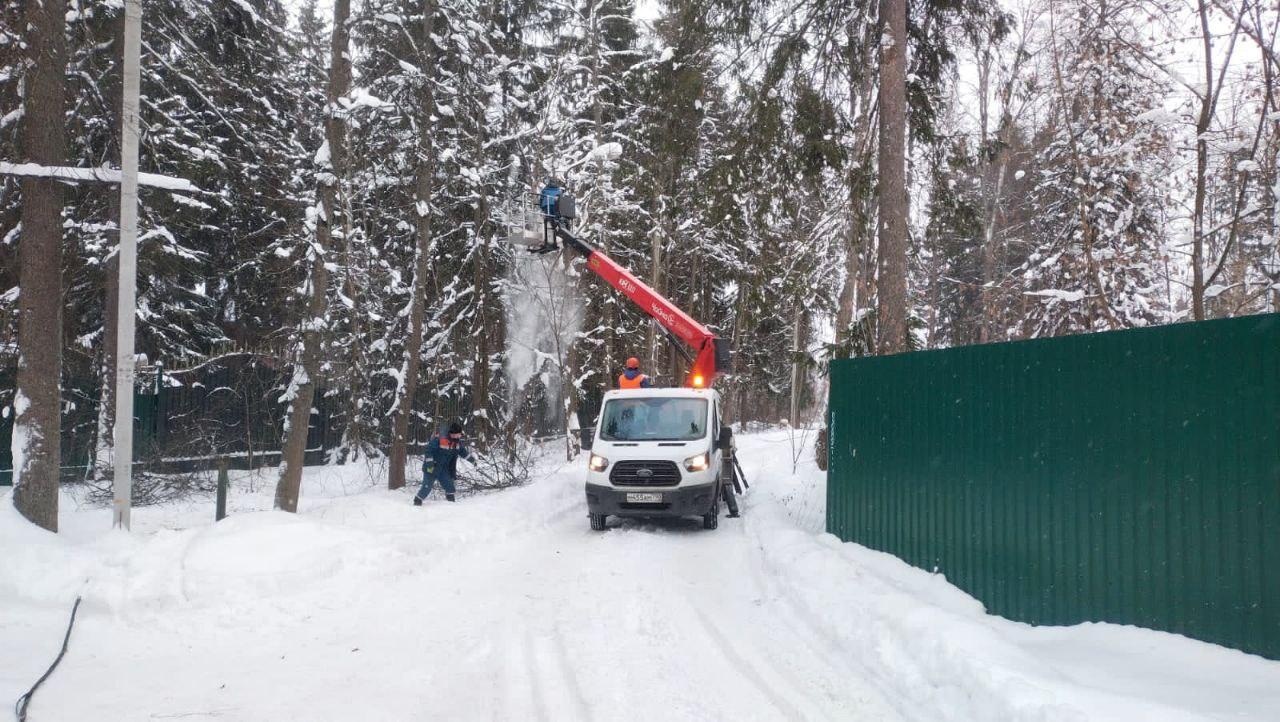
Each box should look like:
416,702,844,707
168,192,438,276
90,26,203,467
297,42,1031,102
582,387,733,530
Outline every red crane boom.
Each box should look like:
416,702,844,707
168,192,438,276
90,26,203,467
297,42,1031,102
538,204,729,388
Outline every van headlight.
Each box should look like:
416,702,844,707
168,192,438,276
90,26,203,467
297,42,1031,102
589,453,609,472
683,452,710,472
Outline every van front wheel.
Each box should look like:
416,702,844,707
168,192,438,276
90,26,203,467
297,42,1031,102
702,495,719,530
590,513,607,531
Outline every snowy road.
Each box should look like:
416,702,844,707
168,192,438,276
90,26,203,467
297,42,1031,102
4,431,1280,721
349,481,904,722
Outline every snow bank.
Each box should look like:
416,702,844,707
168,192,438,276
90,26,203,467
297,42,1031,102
0,498,92,605
741,430,1280,722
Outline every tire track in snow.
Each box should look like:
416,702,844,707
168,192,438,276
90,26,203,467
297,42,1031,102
740,510,863,668
478,639,511,722
521,626,552,722
735,528,870,713
590,504,851,721
688,602,814,721
699,483,906,721
549,618,594,722
746,542,907,720
738,495,914,722
699,504,855,720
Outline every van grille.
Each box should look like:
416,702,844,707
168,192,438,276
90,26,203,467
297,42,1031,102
610,460,681,487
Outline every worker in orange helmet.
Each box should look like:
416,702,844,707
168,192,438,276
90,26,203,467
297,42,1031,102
617,357,652,389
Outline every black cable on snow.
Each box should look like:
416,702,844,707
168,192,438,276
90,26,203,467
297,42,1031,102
14,596,82,722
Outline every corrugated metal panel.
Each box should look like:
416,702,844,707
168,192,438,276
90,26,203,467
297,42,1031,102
827,313,1280,660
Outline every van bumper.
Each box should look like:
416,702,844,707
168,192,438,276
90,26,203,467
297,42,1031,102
585,482,717,518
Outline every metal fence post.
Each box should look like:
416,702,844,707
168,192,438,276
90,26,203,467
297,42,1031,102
215,458,228,522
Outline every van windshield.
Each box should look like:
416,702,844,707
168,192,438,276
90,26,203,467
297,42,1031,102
600,397,709,442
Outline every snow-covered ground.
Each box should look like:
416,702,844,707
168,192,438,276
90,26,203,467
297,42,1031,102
3,430,1279,721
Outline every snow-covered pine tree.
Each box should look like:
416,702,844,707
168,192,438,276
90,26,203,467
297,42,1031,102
531,0,653,438
137,1,302,354
276,0,352,513
290,0,376,463
924,138,985,348
97,0,303,475
1022,0,1176,336
351,0,449,489
632,1,717,385
54,1,126,483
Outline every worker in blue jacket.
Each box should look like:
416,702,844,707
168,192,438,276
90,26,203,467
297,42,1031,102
414,422,470,505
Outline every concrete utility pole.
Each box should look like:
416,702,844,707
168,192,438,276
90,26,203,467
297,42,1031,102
112,0,142,530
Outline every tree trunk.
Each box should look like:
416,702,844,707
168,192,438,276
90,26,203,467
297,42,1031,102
876,0,909,355
645,197,665,373
1269,64,1280,313
564,323,584,459
340,186,367,461
388,0,438,490
1191,0,1214,321
471,155,491,443
976,28,1031,344
978,130,1012,343
976,45,995,344
11,0,68,532
588,0,615,398
834,28,877,354
829,22,860,340
93,251,119,481
275,0,351,511
788,301,805,425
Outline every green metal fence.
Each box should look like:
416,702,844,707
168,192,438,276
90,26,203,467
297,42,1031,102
0,360,338,486
1,355,466,486
827,313,1280,660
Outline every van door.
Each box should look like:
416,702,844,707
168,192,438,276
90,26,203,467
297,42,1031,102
711,401,722,468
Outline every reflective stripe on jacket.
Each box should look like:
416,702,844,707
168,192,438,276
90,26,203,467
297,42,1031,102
423,435,469,481
617,372,650,389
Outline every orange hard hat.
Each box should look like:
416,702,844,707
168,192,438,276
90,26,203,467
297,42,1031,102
625,357,640,369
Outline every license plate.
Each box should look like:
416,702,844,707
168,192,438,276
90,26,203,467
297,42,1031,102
626,492,663,503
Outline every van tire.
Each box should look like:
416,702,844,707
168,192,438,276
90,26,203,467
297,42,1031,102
702,495,719,530
590,513,607,531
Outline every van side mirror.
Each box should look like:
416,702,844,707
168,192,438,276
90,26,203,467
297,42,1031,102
579,427,594,451
718,427,733,450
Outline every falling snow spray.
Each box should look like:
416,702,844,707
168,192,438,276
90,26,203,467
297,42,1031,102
500,166,584,434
